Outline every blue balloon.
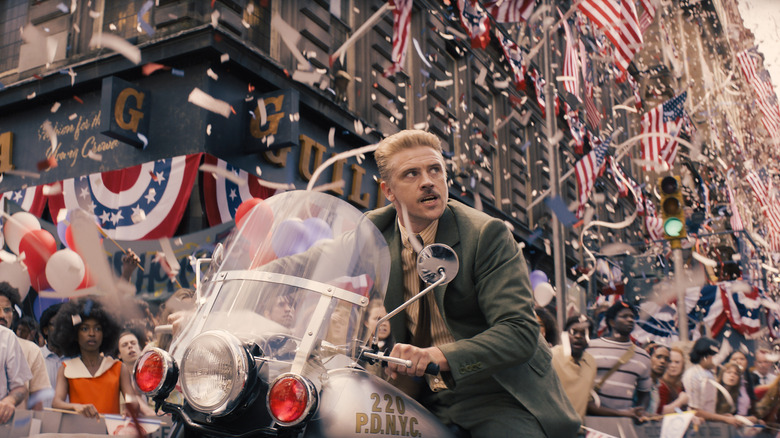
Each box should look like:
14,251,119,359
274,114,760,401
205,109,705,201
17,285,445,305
56,210,73,248
303,217,332,245
529,270,548,291
33,294,68,321
271,219,311,257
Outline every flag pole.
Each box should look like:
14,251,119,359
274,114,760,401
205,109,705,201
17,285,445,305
542,0,567,331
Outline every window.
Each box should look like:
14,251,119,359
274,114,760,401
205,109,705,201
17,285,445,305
0,0,28,75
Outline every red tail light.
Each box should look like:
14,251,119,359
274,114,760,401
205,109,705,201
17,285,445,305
136,352,164,393
133,348,178,399
267,374,317,426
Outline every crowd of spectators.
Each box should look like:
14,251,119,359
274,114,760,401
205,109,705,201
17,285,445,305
545,300,780,432
0,250,197,424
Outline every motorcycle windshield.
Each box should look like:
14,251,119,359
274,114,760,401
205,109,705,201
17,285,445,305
169,191,391,366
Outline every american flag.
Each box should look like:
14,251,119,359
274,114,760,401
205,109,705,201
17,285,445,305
458,0,491,49
638,0,656,34
497,32,526,90
559,9,580,100
531,68,559,118
578,0,643,75
640,91,687,170
385,0,413,76
737,49,774,99
565,102,585,154
579,39,601,129
644,197,663,241
485,0,534,23
725,179,744,232
609,157,644,212
725,119,743,155
575,132,611,217
626,74,642,109
736,49,780,143
745,168,780,236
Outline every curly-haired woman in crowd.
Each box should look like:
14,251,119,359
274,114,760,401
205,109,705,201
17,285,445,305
50,297,139,418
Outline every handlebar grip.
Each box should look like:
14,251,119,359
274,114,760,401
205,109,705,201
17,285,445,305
425,362,440,375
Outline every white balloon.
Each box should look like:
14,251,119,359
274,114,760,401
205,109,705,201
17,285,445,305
0,262,31,301
4,212,41,255
533,282,555,307
45,249,85,295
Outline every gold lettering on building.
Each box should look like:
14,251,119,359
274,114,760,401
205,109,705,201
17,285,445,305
250,95,285,139
114,88,145,132
0,132,14,173
298,135,326,181
262,147,290,167
348,163,370,209
328,153,345,196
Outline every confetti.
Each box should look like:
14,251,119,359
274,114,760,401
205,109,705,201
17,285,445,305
271,13,310,69
89,33,142,65
206,68,219,80
199,163,246,186
188,87,231,118
50,102,61,113
220,53,229,63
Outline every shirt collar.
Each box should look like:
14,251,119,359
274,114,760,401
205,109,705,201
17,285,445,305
398,219,439,250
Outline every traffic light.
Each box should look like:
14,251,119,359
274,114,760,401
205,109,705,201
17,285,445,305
658,176,686,247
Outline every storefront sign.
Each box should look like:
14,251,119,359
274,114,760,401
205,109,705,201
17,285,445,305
100,76,151,148
245,89,299,152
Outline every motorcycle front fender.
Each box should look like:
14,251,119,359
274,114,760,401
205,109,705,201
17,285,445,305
303,368,455,438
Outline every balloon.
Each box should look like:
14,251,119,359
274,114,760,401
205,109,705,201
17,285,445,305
271,219,311,257
533,282,555,307
32,295,68,321
0,262,31,301
303,217,333,245
4,212,41,255
235,198,271,229
529,270,548,291
78,264,95,290
65,225,75,250
45,249,86,295
19,229,57,291
56,210,73,248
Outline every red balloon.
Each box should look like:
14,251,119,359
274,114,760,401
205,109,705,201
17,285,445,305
65,225,75,251
19,229,57,291
235,198,271,229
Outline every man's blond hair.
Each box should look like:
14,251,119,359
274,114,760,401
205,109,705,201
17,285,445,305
374,130,442,182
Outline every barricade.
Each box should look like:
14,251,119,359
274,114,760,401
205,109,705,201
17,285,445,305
0,408,172,437
585,416,777,437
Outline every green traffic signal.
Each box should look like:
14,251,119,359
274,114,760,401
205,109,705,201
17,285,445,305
663,217,684,237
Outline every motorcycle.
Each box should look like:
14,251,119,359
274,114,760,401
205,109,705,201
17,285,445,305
132,190,458,437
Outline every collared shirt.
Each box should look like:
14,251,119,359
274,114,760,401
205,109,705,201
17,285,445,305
0,326,32,400
398,219,455,391
551,344,597,419
682,364,717,412
41,344,61,407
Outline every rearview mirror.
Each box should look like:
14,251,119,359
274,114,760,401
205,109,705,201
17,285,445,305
417,244,458,285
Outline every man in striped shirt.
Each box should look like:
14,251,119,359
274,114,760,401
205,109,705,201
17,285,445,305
587,301,652,421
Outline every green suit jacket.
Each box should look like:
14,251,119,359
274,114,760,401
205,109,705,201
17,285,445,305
366,199,580,437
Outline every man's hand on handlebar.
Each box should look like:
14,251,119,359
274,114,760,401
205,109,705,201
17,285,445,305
386,344,449,379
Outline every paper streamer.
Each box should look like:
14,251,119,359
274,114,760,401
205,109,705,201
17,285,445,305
188,88,232,118
89,34,141,65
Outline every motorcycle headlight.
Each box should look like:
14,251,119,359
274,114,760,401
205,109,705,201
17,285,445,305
180,331,250,416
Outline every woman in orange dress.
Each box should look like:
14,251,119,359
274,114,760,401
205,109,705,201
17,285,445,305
51,297,139,418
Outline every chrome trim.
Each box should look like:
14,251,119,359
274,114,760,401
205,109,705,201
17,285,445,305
214,270,369,307
180,331,250,416
266,373,318,427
